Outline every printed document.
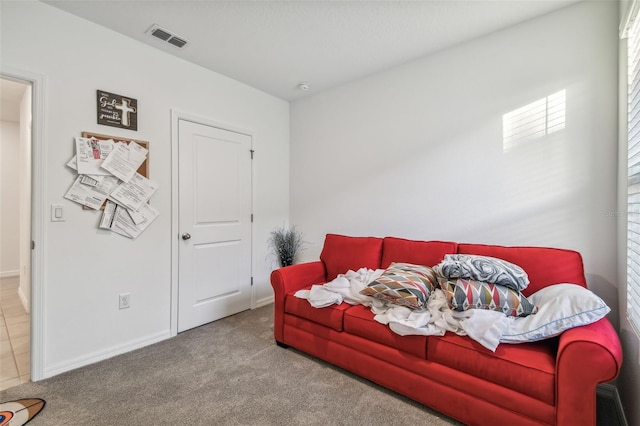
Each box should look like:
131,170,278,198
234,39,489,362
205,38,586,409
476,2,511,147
101,141,148,183
101,202,159,239
64,175,120,210
66,155,77,171
75,137,115,176
108,172,159,212
79,174,106,187
99,200,118,229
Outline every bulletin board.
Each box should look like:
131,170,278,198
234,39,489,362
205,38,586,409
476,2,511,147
80,131,149,210
82,131,149,177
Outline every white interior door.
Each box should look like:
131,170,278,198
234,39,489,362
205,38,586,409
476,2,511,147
178,119,252,333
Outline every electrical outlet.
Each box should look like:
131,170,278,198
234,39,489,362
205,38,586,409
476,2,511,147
119,293,131,310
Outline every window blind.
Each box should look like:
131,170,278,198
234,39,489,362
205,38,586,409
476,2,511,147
628,7,640,337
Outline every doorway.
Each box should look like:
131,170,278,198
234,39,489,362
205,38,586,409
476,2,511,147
0,77,31,390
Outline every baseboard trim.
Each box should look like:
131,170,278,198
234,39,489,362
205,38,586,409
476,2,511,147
0,270,19,279
42,330,171,379
597,383,628,426
17,285,29,314
255,295,274,308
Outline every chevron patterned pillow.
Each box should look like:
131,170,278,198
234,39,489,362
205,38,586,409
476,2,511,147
360,262,438,310
438,277,538,317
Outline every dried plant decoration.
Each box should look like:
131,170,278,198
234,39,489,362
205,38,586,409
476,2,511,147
269,226,305,267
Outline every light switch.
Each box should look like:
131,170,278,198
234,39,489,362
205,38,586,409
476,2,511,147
51,204,65,222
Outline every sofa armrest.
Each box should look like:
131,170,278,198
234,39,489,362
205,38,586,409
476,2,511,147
555,318,622,426
271,261,327,296
270,261,327,342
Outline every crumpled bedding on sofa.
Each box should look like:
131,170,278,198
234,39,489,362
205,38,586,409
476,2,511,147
295,267,512,351
294,266,612,352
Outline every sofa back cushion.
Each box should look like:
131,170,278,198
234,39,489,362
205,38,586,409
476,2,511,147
381,237,458,268
320,234,384,280
458,243,587,296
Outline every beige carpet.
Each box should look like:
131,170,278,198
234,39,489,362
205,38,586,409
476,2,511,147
0,304,462,425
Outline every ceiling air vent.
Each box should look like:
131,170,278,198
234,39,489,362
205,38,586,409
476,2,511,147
150,27,171,41
146,24,188,49
167,36,187,49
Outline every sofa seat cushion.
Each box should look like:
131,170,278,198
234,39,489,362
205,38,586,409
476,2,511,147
343,304,428,358
428,333,556,405
284,288,352,331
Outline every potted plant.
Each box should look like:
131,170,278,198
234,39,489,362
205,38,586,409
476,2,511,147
268,226,305,267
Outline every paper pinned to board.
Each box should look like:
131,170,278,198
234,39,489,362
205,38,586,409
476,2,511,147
66,134,159,239
126,207,147,225
64,175,120,210
66,155,78,171
75,137,115,176
107,172,159,212
79,174,106,187
100,200,159,239
100,141,148,183
99,200,117,229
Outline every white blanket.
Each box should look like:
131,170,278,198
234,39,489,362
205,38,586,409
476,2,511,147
295,268,510,351
295,268,384,308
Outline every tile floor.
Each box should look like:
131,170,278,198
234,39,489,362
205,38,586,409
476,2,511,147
0,276,30,391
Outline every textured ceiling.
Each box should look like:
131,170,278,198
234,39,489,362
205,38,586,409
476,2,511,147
42,1,581,101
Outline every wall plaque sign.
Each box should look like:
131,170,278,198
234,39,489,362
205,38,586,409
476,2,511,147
97,90,138,131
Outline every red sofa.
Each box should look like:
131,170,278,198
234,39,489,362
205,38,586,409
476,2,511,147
270,234,623,426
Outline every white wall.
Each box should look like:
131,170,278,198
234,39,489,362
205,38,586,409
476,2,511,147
292,1,618,291
1,1,289,377
292,0,624,408
0,120,20,277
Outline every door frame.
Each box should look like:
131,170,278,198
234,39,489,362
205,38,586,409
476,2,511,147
0,66,46,381
170,110,255,336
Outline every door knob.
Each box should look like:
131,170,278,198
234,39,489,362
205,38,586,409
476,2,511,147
182,233,191,240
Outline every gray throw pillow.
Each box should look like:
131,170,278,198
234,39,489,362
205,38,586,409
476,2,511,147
434,254,529,291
